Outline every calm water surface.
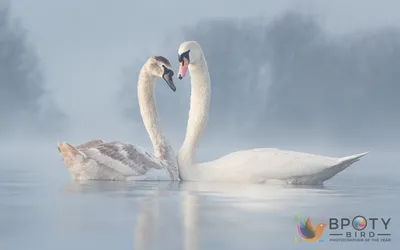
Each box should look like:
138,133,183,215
0,145,398,250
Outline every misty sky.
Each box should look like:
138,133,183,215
7,0,400,146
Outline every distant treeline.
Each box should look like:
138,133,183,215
0,4,65,137
122,11,400,146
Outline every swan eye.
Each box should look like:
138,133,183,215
178,50,190,65
162,65,173,76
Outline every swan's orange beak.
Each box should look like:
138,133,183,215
178,57,189,79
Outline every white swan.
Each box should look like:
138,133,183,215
57,56,180,181
176,41,368,184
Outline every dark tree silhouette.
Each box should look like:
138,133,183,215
0,3,66,137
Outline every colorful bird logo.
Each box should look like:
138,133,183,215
296,217,326,242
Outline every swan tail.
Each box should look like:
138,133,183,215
292,152,369,185
337,152,369,165
57,142,85,168
326,151,369,177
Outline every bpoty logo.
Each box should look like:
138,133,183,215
329,215,391,243
294,215,392,243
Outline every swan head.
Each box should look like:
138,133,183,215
177,41,203,79
147,56,176,92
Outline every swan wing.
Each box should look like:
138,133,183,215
76,139,105,150
201,148,366,183
249,149,367,182
248,149,341,178
80,141,165,177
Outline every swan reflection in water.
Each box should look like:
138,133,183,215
60,181,345,250
133,188,199,250
60,180,201,250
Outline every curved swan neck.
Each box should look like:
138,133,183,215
137,66,170,160
178,56,210,176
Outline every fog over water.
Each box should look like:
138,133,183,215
1,1,398,149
